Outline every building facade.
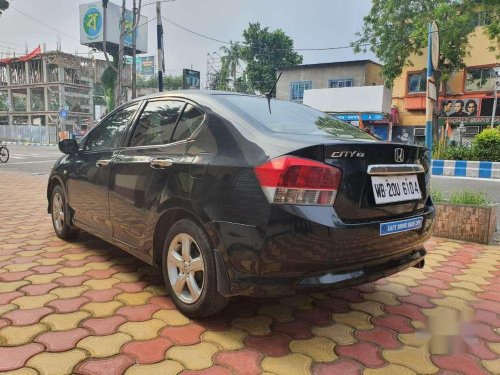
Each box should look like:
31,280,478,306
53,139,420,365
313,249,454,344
391,24,499,145
0,49,94,132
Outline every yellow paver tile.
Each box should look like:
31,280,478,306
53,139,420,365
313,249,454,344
25,273,63,284
376,282,410,296
1,281,30,292
50,286,89,299
364,364,416,375
0,304,17,316
81,301,124,317
289,336,336,362
83,278,121,290
487,342,500,355
482,359,500,375
41,311,90,331
332,311,374,330
312,323,357,345
0,255,15,261
430,296,474,315
201,329,248,350
258,304,295,322
144,284,167,296
115,291,155,305
153,310,191,326
4,263,39,272
35,258,63,266
398,332,431,347
125,360,184,375
449,281,484,292
57,266,91,277
363,291,400,305
382,346,439,374
232,316,272,336
85,261,116,270
26,349,87,375
261,353,312,375
279,295,314,310
0,323,47,346
119,319,166,340
441,288,479,301
113,272,143,282
62,253,92,261
350,301,385,316
167,342,218,370
77,333,132,358
11,294,58,309
454,274,489,285
1,368,39,375
387,275,419,287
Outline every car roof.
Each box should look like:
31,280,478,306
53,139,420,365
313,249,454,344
133,90,258,103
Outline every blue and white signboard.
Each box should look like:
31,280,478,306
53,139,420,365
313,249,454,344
59,109,68,119
333,113,385,122
380,217,423,236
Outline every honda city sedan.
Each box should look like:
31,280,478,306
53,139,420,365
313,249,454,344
47,91,435,317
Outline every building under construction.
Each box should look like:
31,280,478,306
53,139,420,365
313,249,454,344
0,48,95,131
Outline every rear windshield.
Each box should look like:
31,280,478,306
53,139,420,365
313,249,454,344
222,95,375,140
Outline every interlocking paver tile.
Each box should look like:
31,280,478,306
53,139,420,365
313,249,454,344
2,171,500,374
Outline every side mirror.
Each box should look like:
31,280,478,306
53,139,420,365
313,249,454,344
58,139,79,155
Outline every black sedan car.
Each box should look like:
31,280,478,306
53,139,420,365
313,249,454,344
48,91,435,317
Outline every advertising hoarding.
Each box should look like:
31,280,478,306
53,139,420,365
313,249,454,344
125,56,155,76
183,69,200,90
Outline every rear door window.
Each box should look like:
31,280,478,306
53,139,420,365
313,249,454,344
129,100,184,147
171,104,205,143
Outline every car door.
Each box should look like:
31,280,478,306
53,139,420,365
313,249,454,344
67,102,141,236
109,99,206,255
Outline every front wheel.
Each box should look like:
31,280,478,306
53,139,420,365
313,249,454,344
0,146,9,163
162,219,229,317
51,185,79,240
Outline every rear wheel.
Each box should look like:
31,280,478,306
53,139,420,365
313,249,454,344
51,185,79,240
0,146,9,163
162,219,229,317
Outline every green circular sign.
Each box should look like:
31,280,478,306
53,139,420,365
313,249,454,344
83,8,103,39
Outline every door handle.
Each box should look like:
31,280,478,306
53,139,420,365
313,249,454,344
96,159,111,168
150,158,174,169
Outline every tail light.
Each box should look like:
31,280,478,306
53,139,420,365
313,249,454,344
254,156,342,205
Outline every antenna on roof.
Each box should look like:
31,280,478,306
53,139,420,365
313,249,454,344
265,71,282,114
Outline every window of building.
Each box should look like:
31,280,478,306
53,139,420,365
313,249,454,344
0,116,8,125
48,86,60,111
290,81,312,102
84,103,140,151
9,62,26,85
407,71,426,93
31,115,46,126
31,88,45,112
0,90,8,112
329,79,354,88
47,64,59,82
12,89,27,112
129,100,184,147
13,116,29,125
465,67,497,92
171,104,205,143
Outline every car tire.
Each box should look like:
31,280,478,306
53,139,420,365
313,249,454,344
162,218,229,318
51,185,79,240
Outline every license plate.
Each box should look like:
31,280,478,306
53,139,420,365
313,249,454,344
371,174,422,204
380,216,423,236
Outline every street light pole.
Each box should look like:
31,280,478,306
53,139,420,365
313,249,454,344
132,0,138,99
156,1,164,92
425,22,434,151
491,72,499,128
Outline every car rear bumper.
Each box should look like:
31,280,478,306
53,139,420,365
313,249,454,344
208,203,435,297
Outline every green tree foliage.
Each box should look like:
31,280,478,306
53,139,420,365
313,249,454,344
136,75,182,90
240,23,303,94
101,65,117,112
219,41,242,91
0,0,9,16
353,0,499,88
472,127,500,162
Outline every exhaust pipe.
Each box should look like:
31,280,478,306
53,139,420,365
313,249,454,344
413,259,425,269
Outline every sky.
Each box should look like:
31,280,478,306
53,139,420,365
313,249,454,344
0,0,376,86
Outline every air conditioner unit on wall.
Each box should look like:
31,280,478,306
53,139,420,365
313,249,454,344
465,126,480,135
414,128,426,136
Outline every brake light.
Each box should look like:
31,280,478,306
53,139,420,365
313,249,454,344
254,156,342,205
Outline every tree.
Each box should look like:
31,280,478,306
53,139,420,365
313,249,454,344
137,75,182,90
240,23,303,94
0,0,9,16
220,41,242,90
353,0,499,88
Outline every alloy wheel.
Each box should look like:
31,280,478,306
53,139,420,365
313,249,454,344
52,192,64,232
166,233,205,304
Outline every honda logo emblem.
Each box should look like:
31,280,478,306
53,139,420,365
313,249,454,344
394,148,404,163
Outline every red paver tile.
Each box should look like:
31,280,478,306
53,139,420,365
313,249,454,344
336,342,385,367
472,309,500,327
82,288,122,302
75,354,135,375
41,251,66,259
62,259,90,267
409,285,443,298
477,290,500,302
19,282,58,296
0,291,24,305
122,337,173,364
36,328,90,352
353,283,377,294
47,296,90,313
469,322,500,342
181,366,234,375
4,307,53,326
114,281,150,293
467,338,498,360
84,268,118,279
55,275,91,287
215,348,263,375
420,277,451,290
81,315,127,335
0,344,45,372
12,255,41,264
315,298,350,313
295,307,332,326
273,320,313,340
30,265,62,274
399,293,435,308
385,304,427,323
432,353,489,375
329,289,365,303
116,304,160,322
161,323,206,345
149,296,177,310
355,327,401,350
481,283,500,293
313,359,363,375
0,271,34,282
436,266,464,276
372,315,414,333
0,318,10,328
245,334,291,357
430,272,457,283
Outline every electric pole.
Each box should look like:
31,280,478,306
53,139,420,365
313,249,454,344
157,1,165,92
132,0,138,99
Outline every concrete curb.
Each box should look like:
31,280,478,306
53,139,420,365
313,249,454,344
432,159,500,179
